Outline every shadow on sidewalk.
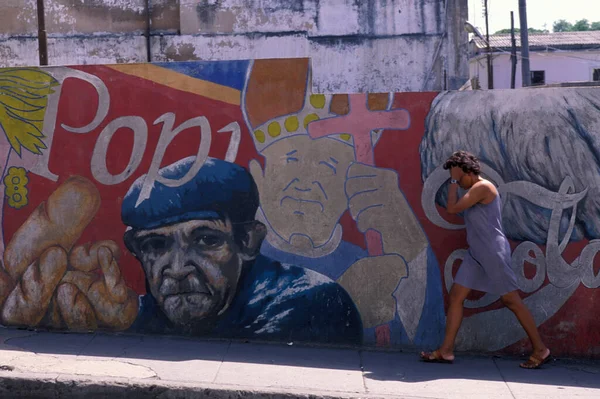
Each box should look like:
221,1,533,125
2,328,599,390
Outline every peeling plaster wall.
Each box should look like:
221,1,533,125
0,39,39,67
0,0,178,36
0,1,38,37
309,36,444,93
49,36,148,65
179,0,318,34
0,0,469,92
43,0,146,34
152,33,309,61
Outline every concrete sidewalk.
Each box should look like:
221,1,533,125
0,328,598,399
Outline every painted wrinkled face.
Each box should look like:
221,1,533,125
253,136,355,247
131,219,243,326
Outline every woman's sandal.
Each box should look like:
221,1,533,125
519,351,553,369
419,350,454,364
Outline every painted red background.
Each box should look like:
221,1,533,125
3,66,261,293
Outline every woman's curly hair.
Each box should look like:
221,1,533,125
443,150,481,175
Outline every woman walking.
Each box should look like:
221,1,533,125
420,150,551,369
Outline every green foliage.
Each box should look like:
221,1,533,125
553,19,600,32
553,20,574,32
573,19,590,31
494,28,548,35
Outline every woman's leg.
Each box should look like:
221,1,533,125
500,291,550,364
422,283,471,360
439,283,472,356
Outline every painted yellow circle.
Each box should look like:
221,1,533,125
341,134,352,141
254,130,266,143
285,116,299,132
310,94,326,109
268,122,281,137
304,113,320,128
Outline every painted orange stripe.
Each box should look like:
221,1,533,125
107,64,241,106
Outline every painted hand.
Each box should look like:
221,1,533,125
345,163,427,260
337,255,407,328
343,163,430,342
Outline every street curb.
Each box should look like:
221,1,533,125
0,372,422,399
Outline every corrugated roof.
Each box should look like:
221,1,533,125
473,31,600,51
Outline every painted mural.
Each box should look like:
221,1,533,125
0,60,597,357
420,89,600,357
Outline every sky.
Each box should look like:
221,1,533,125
468,0,600,34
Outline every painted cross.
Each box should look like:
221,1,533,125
307,93,411,257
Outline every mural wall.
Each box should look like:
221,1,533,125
0,60,597,358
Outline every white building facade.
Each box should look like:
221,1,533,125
0,0,470,93
470,31,600,89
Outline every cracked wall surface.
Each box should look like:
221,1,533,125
0,0,468,92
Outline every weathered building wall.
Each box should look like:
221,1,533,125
0,59,598,358
471,51,600,89
0,0,469,92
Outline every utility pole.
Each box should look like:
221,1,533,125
510,11,517,89
484,0,494,89
519,0,531,87
36,0,48,66
145,0,152,62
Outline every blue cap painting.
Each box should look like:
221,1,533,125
121,157,260,230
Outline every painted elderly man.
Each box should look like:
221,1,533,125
243,59,445,347
122,156,362,344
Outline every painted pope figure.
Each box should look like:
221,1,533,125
242,59,445,347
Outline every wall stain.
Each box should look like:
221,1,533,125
420,0,426,34
197,0,221,26
165,42,199,61
240,0,307,13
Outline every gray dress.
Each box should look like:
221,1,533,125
454,194,519,295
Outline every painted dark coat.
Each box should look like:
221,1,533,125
132,255,363,345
